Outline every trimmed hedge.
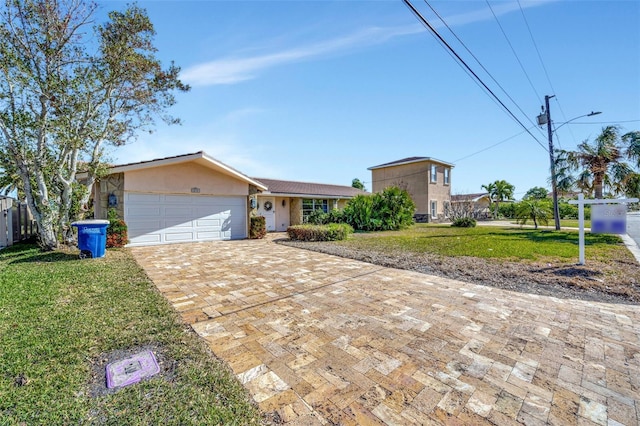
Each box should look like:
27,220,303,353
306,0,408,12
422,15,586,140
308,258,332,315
250,216,267,239
287,223,353,241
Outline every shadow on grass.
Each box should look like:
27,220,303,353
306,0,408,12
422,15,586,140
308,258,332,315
1,243,80,264
416,229,620,246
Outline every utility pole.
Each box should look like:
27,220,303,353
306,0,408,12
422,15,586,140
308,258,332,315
544,95,561,231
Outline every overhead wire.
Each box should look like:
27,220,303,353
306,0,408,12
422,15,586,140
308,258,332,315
486,0,543,105
402,0,548,152
517,0,576,147
421,0,546,140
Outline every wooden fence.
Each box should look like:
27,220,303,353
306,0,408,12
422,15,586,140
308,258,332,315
1,197,37,248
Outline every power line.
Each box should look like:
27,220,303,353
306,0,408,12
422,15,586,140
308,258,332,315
517,0,576,146
421,0,546,140
403,0,547,152
452,128,530,163
486,0,542,105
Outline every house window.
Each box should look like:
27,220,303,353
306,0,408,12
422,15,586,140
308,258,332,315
430,200,437,218
302,199,328,221
430,164,437,183
444,168,450,185
444,201,450,218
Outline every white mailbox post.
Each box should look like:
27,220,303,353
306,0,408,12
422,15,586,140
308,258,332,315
569,194,638,265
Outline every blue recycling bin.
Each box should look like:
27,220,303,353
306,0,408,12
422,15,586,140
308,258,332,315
72,220,110,258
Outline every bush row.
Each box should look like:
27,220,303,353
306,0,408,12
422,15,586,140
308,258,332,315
305,186,415,232
497,200,591,220
287,223,354,241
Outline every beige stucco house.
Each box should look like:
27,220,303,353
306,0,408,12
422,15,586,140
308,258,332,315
253,178,365,232
450,193,491,219
368,156,454,222
87,151,364,246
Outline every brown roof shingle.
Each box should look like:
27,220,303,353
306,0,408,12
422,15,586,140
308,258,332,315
253,178,367,198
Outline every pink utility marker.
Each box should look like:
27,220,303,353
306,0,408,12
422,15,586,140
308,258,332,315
105,350,160,389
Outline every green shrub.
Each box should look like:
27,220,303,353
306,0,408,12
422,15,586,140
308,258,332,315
498,202,517,219
287,223,353,241
305,209,329,225
106,208,128,248
343,187,415,231
558,202,578,219
249,216,266,239
558,201,591,219
451,217,476,228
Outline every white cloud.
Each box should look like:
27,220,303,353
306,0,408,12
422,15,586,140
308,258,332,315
181,25,422,86
181,0,554,87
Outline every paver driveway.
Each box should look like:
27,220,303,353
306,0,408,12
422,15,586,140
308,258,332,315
131,237,640,425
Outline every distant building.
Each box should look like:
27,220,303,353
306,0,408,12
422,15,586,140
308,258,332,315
368,156,454,223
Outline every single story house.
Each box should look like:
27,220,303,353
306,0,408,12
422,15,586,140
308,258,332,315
88,151,364,246
368,156,454,222
253,178,366,232
450,193,491,219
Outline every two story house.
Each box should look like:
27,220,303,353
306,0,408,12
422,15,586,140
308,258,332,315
368,156,454,222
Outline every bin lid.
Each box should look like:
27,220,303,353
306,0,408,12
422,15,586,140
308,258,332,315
71,219,110,226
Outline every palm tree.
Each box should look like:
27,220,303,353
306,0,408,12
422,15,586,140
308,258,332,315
555,126,639,199
516,200,552,229
482,180,515,218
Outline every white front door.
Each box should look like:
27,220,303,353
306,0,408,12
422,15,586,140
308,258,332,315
258,197,276,231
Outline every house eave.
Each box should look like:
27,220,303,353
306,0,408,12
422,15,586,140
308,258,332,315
258,192,356,199
368,157,455,170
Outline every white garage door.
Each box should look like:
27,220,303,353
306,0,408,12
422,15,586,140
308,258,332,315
124,193,246,246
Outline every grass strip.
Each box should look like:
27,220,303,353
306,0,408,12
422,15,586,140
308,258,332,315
0,244,261,425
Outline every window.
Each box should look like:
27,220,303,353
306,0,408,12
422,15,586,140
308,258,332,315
430,164,437,183
302,199,328,220
444,168,450,185
430,200,437,218
444,201,450,218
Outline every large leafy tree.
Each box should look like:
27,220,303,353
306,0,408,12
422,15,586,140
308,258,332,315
0,0,189,250
523,186,549,200
555,126,640,199
482,179,515,218
351,178,366,191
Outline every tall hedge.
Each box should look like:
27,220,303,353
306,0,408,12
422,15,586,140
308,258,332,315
343,186,415,231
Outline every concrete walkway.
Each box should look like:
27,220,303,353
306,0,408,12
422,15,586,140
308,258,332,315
131,238,640,425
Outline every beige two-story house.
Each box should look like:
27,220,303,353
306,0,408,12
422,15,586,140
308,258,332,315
368,156,454,222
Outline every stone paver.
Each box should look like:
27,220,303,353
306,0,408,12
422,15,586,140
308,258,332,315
131,237,640,425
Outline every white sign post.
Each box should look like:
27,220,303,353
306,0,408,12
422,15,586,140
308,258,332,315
569,194,638,265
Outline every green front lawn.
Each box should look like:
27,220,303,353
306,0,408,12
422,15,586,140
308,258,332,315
343,224,621,261
0,244,260,425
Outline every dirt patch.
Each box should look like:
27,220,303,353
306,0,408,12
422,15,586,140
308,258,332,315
277,239,640,305
86,343,176,398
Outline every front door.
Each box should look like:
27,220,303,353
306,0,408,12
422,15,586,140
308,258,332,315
258,197,276,231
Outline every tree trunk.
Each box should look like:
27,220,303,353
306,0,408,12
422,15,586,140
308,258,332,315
37,208,59,251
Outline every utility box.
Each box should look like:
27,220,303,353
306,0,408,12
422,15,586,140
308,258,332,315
72,219,109,258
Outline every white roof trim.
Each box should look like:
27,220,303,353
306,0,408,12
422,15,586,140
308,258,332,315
103,152,267,191
368,157,455,170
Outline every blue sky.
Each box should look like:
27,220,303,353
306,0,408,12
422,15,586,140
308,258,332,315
101,0,640,198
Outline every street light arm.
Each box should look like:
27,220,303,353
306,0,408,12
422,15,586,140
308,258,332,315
553,111,602,132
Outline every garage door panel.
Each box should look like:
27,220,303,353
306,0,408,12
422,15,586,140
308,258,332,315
164,195,190,204
127,193,162,203
128,206,162,217
196,231,222,239
124,193,246,246
196,218,222,227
